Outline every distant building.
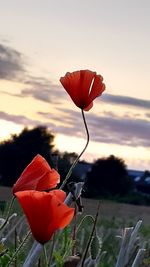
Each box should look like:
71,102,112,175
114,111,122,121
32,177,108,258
73,161,92,181
73,163,150,195
134,171,150,194
127,169,144,182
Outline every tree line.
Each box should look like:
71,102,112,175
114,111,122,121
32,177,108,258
0,126,77,187
0,126,133,198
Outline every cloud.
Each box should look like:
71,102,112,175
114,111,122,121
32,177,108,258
39,107,150,148
0,111,68,135
1,104,150,149
0,43,148,112
21,84,150,111
0,111,43,127
0,43,67,104
0,43,150,149
87,113,150,147
101,93,150,109
16,76,67,105
145,112,150,118
0,43,25,80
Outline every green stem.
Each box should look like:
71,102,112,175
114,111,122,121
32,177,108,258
80,202,100,267
60,109,89,190
48,233,56,266
14,228,17,267
43,246,48,267
76,215,95,233
6,231,31,267
72,204,77,255
0,196,15,231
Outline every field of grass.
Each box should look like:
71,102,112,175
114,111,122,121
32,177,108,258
82,197,150,226
0,187,150,266
1,186,150,225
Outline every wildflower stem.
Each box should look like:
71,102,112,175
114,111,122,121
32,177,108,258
60,109,89,190
72,204,78,255
43,246,49,267
6,231,31,267
48,233,56,266
14,228,18,267
0,196,15,231
80,201,100,267
76,215,95,233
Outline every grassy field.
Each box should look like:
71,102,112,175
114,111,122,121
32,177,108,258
0,187,150,266
1,186,150,225
82,197,150,226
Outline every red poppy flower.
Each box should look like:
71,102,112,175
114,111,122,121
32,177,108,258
13,154,60,194
60,70,105,111
15,190,74,244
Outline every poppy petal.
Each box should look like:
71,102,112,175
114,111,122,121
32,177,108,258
80,70,96,99
83,102,93,111
60,70,105,111
36,169,60,191
89,75,105,100
48,191,74,230
52,189,66,202
15,190,74,244
13,154,60,193
60,71,81,107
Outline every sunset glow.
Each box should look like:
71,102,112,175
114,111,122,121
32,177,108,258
0,0,150,171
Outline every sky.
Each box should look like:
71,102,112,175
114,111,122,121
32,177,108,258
0,0,150,170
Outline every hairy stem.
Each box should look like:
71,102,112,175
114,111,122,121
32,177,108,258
6,231,31,267
77,215,95,233
60,109,89,190
0,196,15,231
80,201,100,267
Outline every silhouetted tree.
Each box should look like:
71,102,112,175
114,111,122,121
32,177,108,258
85,155,132,197
0,126,55,186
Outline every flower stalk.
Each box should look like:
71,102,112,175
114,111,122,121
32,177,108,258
60,109,89,190
6,231,31,267
0,196,15,231
79,201,100,267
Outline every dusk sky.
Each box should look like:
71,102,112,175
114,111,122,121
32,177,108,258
0,0,150,170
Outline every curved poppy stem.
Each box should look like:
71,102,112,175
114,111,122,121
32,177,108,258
80,201,100,267
76,214,95,233
0,196,15,231
60,109,89,190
